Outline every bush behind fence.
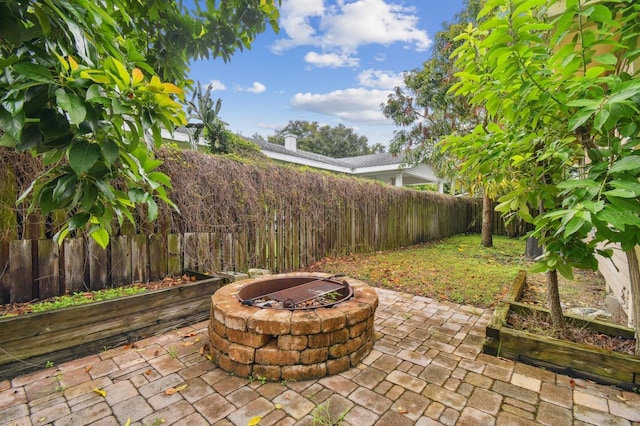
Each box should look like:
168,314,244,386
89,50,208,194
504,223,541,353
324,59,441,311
0,147,507,303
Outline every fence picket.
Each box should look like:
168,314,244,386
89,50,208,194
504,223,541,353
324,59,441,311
9,240,32,303
88,239,108,290
63,238,85,293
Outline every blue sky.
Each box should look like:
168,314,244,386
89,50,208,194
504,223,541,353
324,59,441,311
188,0,466,148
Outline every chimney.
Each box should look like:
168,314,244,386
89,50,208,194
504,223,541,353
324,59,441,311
284,134,297,152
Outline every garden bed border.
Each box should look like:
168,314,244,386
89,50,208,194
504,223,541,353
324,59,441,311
0,275,224,381
484,271,640,390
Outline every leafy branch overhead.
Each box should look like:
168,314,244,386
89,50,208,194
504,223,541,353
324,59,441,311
0,0,281,247
442,0,640,336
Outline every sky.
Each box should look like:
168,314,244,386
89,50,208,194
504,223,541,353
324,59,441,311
188,0,466,149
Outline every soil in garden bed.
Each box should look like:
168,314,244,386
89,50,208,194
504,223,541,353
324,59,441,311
510,269,636,356
507,310,636,355
0,274,196,317
521,269,629,326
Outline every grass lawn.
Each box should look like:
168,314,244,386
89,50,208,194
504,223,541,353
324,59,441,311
302,234,528,308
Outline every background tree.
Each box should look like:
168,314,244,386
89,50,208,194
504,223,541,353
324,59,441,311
444,0,640,343
380,0,499,246
0,0,280,246
186,83,230,154
269,120,385,157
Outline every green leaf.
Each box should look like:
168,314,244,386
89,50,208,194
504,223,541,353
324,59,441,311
69,141,100,174
593,54,617,65
609,155,640,174
90,227,110,249
81,184,99,209
147,198,158,221
556,179,599,189
102,139,119,165
603,188,637,198
556,260,573,280
13,63,53,83
148,171,172,188
564,217,585,238
56,89,86,125
69,213,90,230
568,108,595,131
528,261,548,274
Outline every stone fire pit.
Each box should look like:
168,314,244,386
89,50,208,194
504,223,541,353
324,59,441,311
208,273,378,381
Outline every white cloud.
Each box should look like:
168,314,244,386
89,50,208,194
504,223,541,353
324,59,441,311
241,82,267,94
273,0,432,67
357,69,404,89
290,88,393,124
304,51,359,68
204,80,226,91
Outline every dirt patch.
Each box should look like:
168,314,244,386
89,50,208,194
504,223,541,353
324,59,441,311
0,275,195,317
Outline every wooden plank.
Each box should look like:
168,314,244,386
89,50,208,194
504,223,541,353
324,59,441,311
167,234,181,276
38,240,60,298
196,232,211,272
111,235,131,286
9,240,32,303
1,241,11,304
222,232,233,271
131,233,148,283
88,238,108,290
148,234,168,281
498,326,640,386
63,238,85,293
184,232,198,271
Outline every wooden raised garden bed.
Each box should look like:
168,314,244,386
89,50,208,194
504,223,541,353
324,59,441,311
484,271,640,390
0,274,224,381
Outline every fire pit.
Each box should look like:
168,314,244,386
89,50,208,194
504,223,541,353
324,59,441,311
209,273,378,381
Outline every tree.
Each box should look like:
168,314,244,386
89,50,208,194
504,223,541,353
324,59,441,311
270,120,384,157
444,0,640,342
0,0,280,247
380,0,500,246
186,83,230,154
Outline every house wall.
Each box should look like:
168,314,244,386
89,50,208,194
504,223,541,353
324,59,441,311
596,244,634,326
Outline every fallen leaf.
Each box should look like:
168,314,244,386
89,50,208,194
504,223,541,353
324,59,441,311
165,384,188,395
569,379,575,389
154,350,160,356
616,394,627,402
247,416,262,425
274,403,283,409
195,336,200,342
93,388,107,397
124,418,131,426
145,369,152,375
122,344,132,350
181,341,195,347
38,417,46,422
85,366,92,373
205,354,212,361
397,406,408,415
184,332,197,337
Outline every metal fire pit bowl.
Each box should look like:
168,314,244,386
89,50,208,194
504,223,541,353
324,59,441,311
236,275,353,310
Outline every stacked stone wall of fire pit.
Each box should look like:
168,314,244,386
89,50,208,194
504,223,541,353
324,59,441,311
208,273,378,381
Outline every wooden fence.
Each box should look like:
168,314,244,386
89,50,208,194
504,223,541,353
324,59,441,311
0,195,484,304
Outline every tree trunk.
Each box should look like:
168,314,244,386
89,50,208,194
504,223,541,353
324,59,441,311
481,192,493,247
625,247,640,355
546,269,565,333
525,237,543,260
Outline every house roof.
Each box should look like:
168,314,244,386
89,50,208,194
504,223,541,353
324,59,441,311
165,128,444,188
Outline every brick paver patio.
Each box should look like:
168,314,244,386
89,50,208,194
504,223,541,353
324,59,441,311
1,288,639,425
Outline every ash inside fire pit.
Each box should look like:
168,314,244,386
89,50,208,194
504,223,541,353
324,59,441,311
236,274,352,309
